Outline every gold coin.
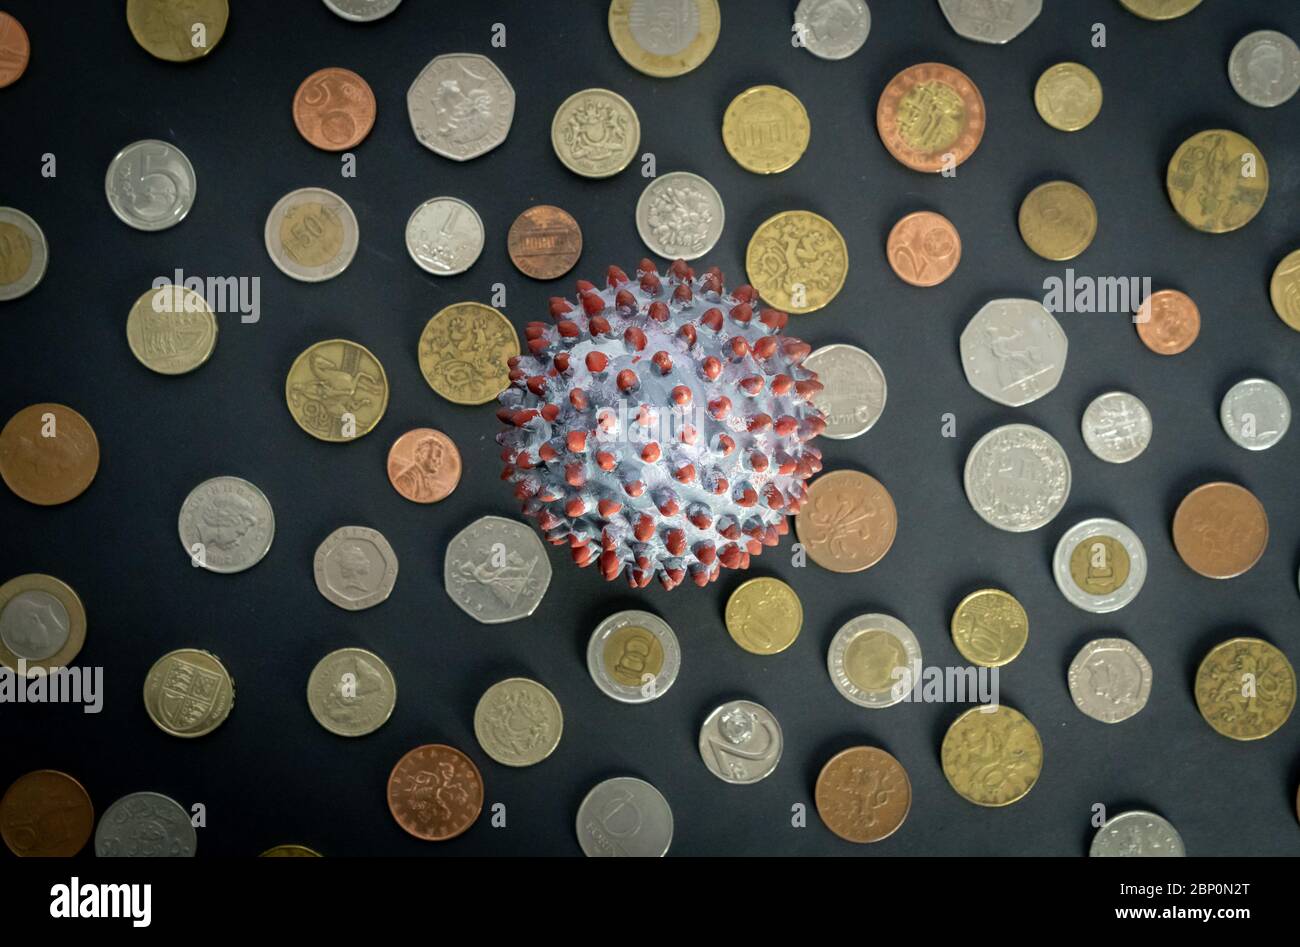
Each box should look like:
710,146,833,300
418,302,519,406
143,647,235,738
941,705,1043,806
950,589,1027,668
1167,129,1268,233
306,647,397,737
0,574,87,676
551,88,640,179
473,677,564,767
1034,62,1102,132
125,285,218,375
725,577,803,655
0,219,32,287
1018,180,1097,261
607,0,720,78
794,469,897,573
126,0,228,62
605,623,664,687
260,844,321,857
1068,535,1130,595
1269,249,1300,332
722,85,811,174
0,402,100,506
280,202,343,268
285,338,388,441
1118,0,1202,20
1194,637,1295,741
745,210,848,314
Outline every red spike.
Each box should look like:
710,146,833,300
585,351,608,373
673,463,695,484
614,289,637,313
565,497,585,518
708,396,731,420
595,450,616,471
670,385,692,405
648,301,670,322
597,498,622,518
753,336,778,359
607,265,630,287
652,351,673,374
641,442,661,463
616,368,638,391
700,307,724,332
665,529,686,556
634,515,655,542
702,356,722,380
581,292,605,316
623,326,647,351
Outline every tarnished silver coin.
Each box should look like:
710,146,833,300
938,0,1041,44
405,197,484,276
587,610,680,704
635,171,724,261
1229,30,1300,108
322,0,402,22
313,526,397,611
698,699,783,784
95,792,197,857
1053,518,1147,613
802,343,886,439
795,0,871,60
964,424,1071,532
0,207,48,301
827,613,921,709
307,647,396,737
1090,810,1184,857
1068,638,1152,724
1220,377,1290,451
177,476,274,574
473,677,563,767
960,299,1067,407
264,187,359,282
444,515,551,624
576,777,673,857
407,53,514,161
1081,391,1151,463
105,140,196,232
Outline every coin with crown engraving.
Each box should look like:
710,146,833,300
143,648,234,738
552,88,640,178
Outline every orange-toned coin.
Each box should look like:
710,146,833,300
795,469,897,573
387,744,483,841
508,205,582,280
877,63,986,173
292,67,376,151
0,403,99,506
1172,482,1269,579
1136,289,1200,355
0,770,94,857
0,12,29,88
815,747,912,843
887,211,961,286
386,428,462,503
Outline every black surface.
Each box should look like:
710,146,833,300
3,0,1299,857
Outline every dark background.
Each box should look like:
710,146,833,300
2,0,1298,857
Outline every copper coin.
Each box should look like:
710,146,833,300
387,744,483,841
887,211,961,286
0,403,100,506
795,469,897,573
0,12,30,88
1136,289,1200,355
507,205,582,280
877,63,986,173
815,747,912,843
386,428,462,503
1172,482,1269,579
292,67,376,152
1,770,94,857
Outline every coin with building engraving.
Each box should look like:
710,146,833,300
95,792,196,857
405,197,485,276
1172,482,1268,579
126,284,217,375
552,88,640,178
143,648,234,738
1220,378,1290,452
802,344,886,439
607,0,720,78
126,0,227,62
1081,391,1151,463
964,423,1070,532
1166,130,1268,234
387,744,483,841
725,577,802,655
938,0,1040,44
960,299,1067,407
1194,637,1294,741
508,205,582,280
941,705,1042,806
0,403,99,506
474,677,563,767
307,647,396,737
177,476,274,573
576,776,673,856
105,139,196,232
587,609,680,703
637,171,724,261
419,302,519,405
0,770,93,858
1090,811,1184,857
950,588,1027,668
285,338,387,440
827,613,921,709
0,574,86,677
407,53,514,160
264,187,358,282
877,63,985,172
698,699,782,784
1068,638,1152,724
313,526,398,611
0,207,48,301
796,469,897,573
815,746,910,843
722,85,810,174
444,515,551,624
1053,518,1147,614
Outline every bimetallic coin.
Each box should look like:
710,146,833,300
1118,0,1201,19
607,0,719,78
1195,637,1295,740
964,423,1071,532
722,85,810,174
261,844,322,856
795,0,871,60
938,0,1041,44
725,576,802,655
803,344,886,439
474,678,563,767
1220,378,1290,451
313,526,398,611
0,574,87,676
1082,391,1151,463
0,403,99,506
105,139,196,232
637,171,724,262
1271,250,1300,332
1172,482,1268,579
1091,811,1184,856
815,747,910,843
387,428,461,503
292,67,376,151
877,63,985,172
576,777,673,857
307,647,396,737
264,187,359,282
405,197,484,276
508,205,583,280
887,211,961,287
698,700,782,784
1068,638,1152,724
0,13,30,88
125,285,218,375
1135,289,1199,355
796,469,897,573
0,770,93,857
388,744,483,840
1019,181,1097,261
1035,62,1102,131
745,210,847,313
950,588,1028,668
960,299,1067,406
126,0,228,62
143,648,234,738
1229,30,1300,108
323,0,402,23
285,338,388,440
95,792,196,856
551,88,640,178
0,207,48,301
407,53,514,161
1054,518,1147,614
587,610,680,703
445,516,551,624
941,705,1042,806
1167,130,1268,234
419,302,519,406
827,613,921,709
177,476,274,573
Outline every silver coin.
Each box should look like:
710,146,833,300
444,515,551,624
1068,638,1152,724
306,647,396,737
587,610,680,704
405,196,484,276
0,590,69,662
105,139,196,232
625,0,703,55
1090,810,1184,857
1053,518,1147,613
960,298,1067,407
473,677,563,767
95,792,197,857
177,476,275,574
827,613,921,709
795,0,871,60
802,343,886,439
1081,391,1151,463
0,207,49,301
964,423,1071,532
698,699,783,784
575,776,673,857
313,526,398,611
1220,377,1291,451
636,171,724,261
937,0,1041,45
1228,30,1300,108
264,187,359,282
322,0,402,22
407,53,514,161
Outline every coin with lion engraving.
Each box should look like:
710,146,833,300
473,677,563,767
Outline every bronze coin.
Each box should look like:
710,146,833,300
387,744,483,841
292,67,376,151
0,770,94,857
887,211,961,286
0,12,30,88
877,63,986,173
795,469,898,573
815,746,912,843
507,205,582,280
386,428,462,503
0,403,100,506
1136,289,1200,355
1172,482,1269,579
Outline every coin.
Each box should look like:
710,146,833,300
1118,0,1201,19
408,53,514,160
960,299,1067,406
802,344,886,438
1229,30,1300,107
938,0,1041,44
1091,811,1184,857
941,705,1043,806
1167,130,1268,234
264,187,359,282
307,647,396,737
445,516,551,624
105,139,196,232
1068,638,1152,724
0,770,93,857
1054,518,1147,613
745,210,847,313
607,0,719,78
0,13,29,87
1081,391,1151,463
1172,482,1268,579
143,648,234,738
387,428,461,503
292,67,376,151
313,525,398,611
0,207,48,301
1220,378,1290,451
877,63,985,173
1195,637,1295,740
507,205,583,280
950,588,1027,668
722,85,810,174
587,609,680,703
551,88,640,178
125,284,218,375
815,747,910,843
261,844,322,856
177,475,274,573
795,0,870,59
827,613,921,708
1135,289,1199,355
725,577,802,655
796,469,897,573
576,777,673,857
322,0,401,21
886,211,961,287
0,574,87,676
1270,250,1300,332
405,197,484,276
0,403,99,506
698,699,783,784
964,423,1071,532
95,792,197,856
474,678,564,767
285,338,388,440
418,302,518,405
1019,181,1097,261
387,744,483,841
637,171,725,261
1034,62,1102,131
126,0,228,62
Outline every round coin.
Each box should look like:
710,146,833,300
387,744,483,841
445,516,552,624
0,207,48,301
1194,637,1295,740
1228,30,1300,108
407,53,514,160
827,613,921,708
607,0,719,78
1090,811,1184,857
0,770,93,857
960,299,1067,406
0,574,87,675
722,85,810,174
877,63,985,173
941,705,1042,806
0,403,99,506
587,610,680,703
285,338,388,440
1053,518,1148,613
292,67,376,151
507,205,583,280
322,0,401,21
143,648,234,738
313,525,398,611
386,428,461,503
264,187,359,281
576,776,673,857
1034,62,1102,131
95,792,197,856
964,423,1071,532
125,284,218,375
938,0,1041,44
795,0,871,60
126,0,228,62
307,647,396,737
551,88,640,178
177,475,274,573
1172,482,1268,579
887,210,961,287
0,12,30,87
950,588,1028,668
1167,130,1268,234
802,344,886,438
637,171,724,262
1135,289,1199,355
474,677,563,767
1068,638,1152,724
1081,391,1152,463
698,699,783,783
405,197,485,276
105,139,196,232
1220,378,1290,451
418,302,519,405
1270,249,1300,332
261,843,322,856
725,576,802,655
795,469,897,573
1019,180,1097,261
1118,0,1201,19
815,746,910,843
745,210,847,313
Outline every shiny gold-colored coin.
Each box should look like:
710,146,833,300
1269,249,1300,332
1118,0,1202,20
551,88,641,179
473,677,564,767
0,403,100,506
418,302,519,406
941,705,1043,807
745,210,848,314
604,624,665,687
607,0,720,78
1069,535,1130,595
1167,129,1268,233
1034,63,1102,132
950,588,1028,668
0,574,87,676
722,85,810,174
725,577,803,655
284,338,388,442
260,844,322,857
126,0,228,62
795,469,897,573
1194,637,1295,741
126,285,218,375
1019,181,1098,261
143,647,234,738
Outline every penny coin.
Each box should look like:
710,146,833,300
551,88,640,179
1081,391,1151,463
387,744,483,841
285,338,388,440
795,0,871,59
1053,518,1147,614
507,205,582,280
322,0,401,22
724,576,802,655
0,207,49,301
1228,30,1300,108
938,0,1040,44
607,0,720,78
1118,0,1201,19
473,677,564,767
746,210,847,313
721,85,810,174
307,647,396,737
95,792,197,856
0,770,93,857
418,302,519,405
586,609,680,704
1019,180,1097,261
264,187,359,282
405,197,484,276
143,648,234,738
177,475,274,573
1270,249,1300,332
1195,637,1295,740
1034,62,1102,131
877,63,985,173
0,403,99,506
941,705,1043,806
637,171,725,262
445,515,552,624
576,776,673,856
1172,482,1268,579
795,469,897,573
1068,638,1152,724
815,747,910,843
292,67,376,151
126,0,228,62
387,428,461,503
960,299,1067,406
1167,130,1268,234
105,139,197,232
261,844,322,856
313,526,398,611
827,613,921,708
964,423,1071,532
125,284,218,375
1091,811,1184,857
0,574,87,676
1220,378,1290,451
802,344,886,438
1135,289,1199,355
887,211,960,287
0,13,30,88
950,588,1028,668
698,700,783,784
407,53,514,160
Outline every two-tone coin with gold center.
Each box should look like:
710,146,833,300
607,0,720,78
1119,0,1202,20
745,210,847,313
1034,62,1102,131
143,648,235,738
473,677,564,767
285,339,388,441
586,610,680,704
551,88,640,179
0,207,48,301
127,0,228,62
264,187,359,282
1194,637,1295,740
1167,130,1268,233
126,285,218,375
827,613,921,708
1019,181,1097,261
877,63,986,172
1270,249,1300,332
941,705,1043,806
0,403,99,506
1053,518,1147,613
722,85,810,174
724,577,802,655
815,747,911,843
419,302,519,405
950,589,1027,668
795,469,897,573
0,574,87,676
